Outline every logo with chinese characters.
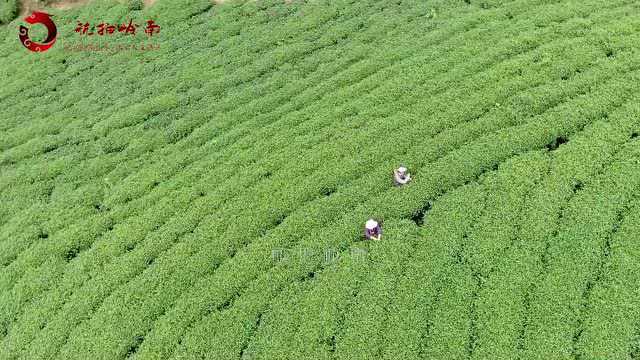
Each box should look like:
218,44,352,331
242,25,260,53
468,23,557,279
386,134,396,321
74,19,160,37
19,11,57,52
65,18,162,57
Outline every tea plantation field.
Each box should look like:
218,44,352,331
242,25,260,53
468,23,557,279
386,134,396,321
1,0,640,358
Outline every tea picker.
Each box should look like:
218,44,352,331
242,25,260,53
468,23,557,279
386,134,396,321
393,166,412,186
364,219,382,241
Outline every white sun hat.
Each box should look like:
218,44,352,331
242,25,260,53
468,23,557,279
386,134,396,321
365,219,378,230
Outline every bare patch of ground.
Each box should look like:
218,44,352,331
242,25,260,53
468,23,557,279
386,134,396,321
18,0,288,18
19,0,91,15
49,0,92,10
20,0,158,15
212,0,297,5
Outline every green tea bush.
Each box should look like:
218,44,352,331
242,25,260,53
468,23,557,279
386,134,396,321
128,0,143,11
0,0,17,24
2,0,640,358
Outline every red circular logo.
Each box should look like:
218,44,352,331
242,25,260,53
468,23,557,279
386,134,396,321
19,11,57,52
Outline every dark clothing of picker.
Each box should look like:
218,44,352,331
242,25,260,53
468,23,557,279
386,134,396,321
364,219,382,240
393,166,412,186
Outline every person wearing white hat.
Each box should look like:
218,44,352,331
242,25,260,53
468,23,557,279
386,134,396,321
393,166,412,186
364,219,382,240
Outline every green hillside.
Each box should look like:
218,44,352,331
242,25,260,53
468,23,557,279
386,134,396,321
1,0,640,358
